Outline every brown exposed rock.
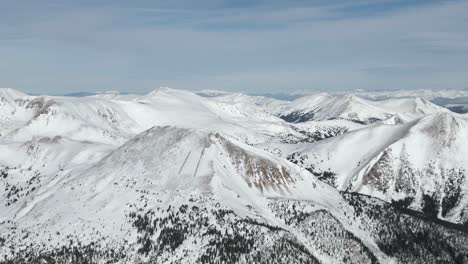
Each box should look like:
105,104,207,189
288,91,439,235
217,134,294,194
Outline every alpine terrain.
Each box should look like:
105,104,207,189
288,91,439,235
1,88,468,264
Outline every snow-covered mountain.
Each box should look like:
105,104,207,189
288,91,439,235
1,88,467,263
0,126,367,262
273,93,447,125
279,112,468,225
2,126,467,263
0,88,308,146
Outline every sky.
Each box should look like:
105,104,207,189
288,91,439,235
1,0,467,94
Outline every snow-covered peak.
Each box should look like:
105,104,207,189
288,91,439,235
1,88,467,263
283,92,331,112
281,111,468,224
3,125,340,244
79,125,332,202
144,87,190,98
0,88,28,101
276,93,447,124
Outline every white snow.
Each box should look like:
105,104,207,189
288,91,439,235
0,87,466,262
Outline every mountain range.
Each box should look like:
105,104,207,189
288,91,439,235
1,87,467,263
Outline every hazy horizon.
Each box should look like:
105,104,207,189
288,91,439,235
2,86,468,100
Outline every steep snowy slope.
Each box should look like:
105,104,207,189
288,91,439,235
276,93,447,124
282,112,468,225
3,126,343,226
1,88,467,263
0,126,374,263
2,125,467,263
0,136,113,221
0,89,34,137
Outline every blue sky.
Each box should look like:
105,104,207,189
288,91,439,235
1,0,467,94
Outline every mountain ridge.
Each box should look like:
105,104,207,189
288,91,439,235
1,88,468,263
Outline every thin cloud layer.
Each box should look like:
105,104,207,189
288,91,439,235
0,0,467,94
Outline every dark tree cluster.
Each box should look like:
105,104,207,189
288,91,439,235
287,152,337,187
0,240,127,264
270,200,378,264
279,111,316,123
342,193,468,263
127,196,321,263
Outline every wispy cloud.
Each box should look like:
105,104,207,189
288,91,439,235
0,0,467,93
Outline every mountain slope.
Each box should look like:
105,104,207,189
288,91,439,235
0,88,307,147
0,126,376,263
282,112,468,225
2,125,468,263
1,88,468,263
276,93,447,124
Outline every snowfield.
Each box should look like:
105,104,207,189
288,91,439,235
0,88,467,263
